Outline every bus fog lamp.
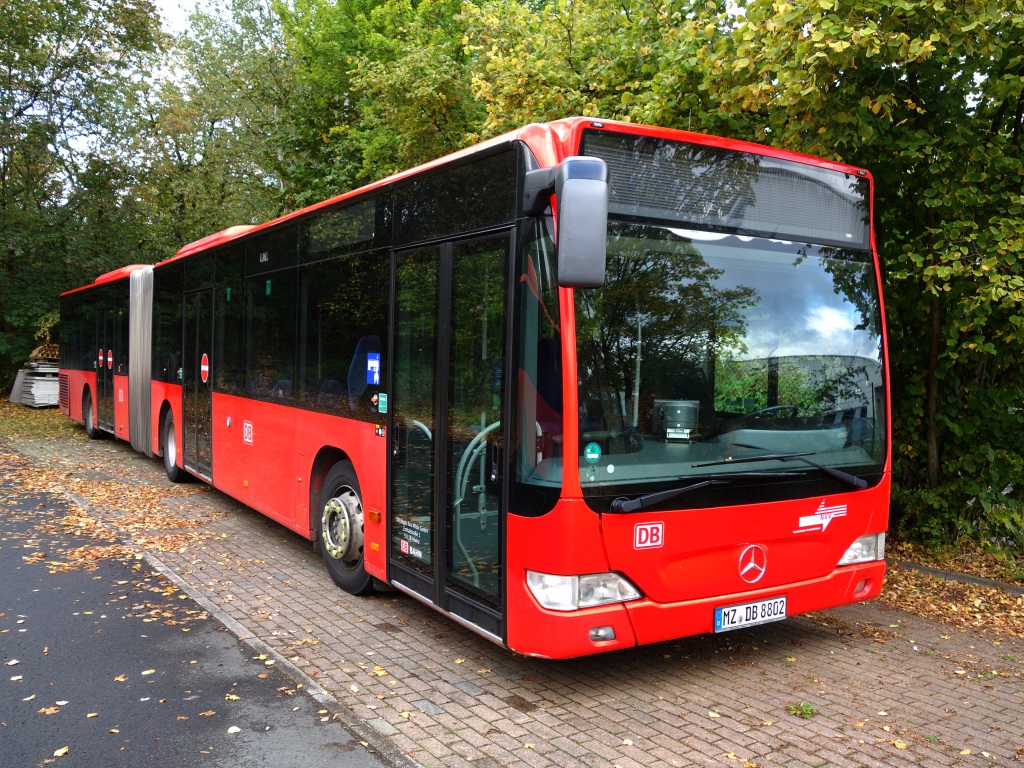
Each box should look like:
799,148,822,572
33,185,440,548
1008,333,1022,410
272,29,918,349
838,533,886,566
527,570,640,611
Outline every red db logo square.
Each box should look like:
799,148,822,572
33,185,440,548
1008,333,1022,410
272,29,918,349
634,522,664,549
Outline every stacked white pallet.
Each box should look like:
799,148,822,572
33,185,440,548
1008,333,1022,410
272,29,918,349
9,361,59,407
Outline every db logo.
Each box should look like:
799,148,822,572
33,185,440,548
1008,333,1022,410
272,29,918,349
242,420,254,445
634,522,665,549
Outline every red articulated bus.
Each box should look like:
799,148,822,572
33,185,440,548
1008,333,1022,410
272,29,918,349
59,118,889,659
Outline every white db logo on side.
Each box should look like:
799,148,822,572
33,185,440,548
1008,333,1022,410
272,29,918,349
634,522,665,549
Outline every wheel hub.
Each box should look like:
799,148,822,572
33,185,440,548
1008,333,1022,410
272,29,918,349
321,488,364,563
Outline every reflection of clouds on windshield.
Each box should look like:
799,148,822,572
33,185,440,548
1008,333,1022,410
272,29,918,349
808,305,855,342
712,247,879,362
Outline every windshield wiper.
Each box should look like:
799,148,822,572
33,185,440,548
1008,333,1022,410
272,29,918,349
692,452,868,490
608,470,807,513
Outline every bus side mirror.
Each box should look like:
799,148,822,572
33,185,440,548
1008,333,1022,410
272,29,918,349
523,157,608,288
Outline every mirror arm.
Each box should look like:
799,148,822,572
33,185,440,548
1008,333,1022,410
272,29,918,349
522,167,557,216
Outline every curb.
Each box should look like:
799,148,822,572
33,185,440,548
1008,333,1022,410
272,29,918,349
889,558,1024,597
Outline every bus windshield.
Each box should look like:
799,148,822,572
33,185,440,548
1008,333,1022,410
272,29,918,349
574,222,886,502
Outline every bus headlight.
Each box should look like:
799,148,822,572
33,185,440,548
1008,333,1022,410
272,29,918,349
527,571,641,611
838,533,886,566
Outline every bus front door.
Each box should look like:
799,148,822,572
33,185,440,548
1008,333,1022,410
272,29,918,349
389,234,511,643
182,289,214,480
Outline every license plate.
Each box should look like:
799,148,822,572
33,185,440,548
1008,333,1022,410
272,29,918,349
714,596,787,632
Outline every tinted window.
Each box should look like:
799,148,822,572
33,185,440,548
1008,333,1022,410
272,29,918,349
298,250,389,421
581,130,870,250
246,225,299,276
394,149,517,245
215,245,245,394
244,269,298,399
152,263,183,383
303,196,390,262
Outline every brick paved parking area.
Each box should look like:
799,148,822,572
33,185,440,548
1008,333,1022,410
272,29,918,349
7,429,1024,768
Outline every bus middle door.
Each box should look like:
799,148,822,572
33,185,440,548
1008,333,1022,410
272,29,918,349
96,306,115,432
182,288,214,480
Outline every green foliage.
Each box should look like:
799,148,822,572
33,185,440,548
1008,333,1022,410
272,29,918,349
0,0,162,388
786,701,819,719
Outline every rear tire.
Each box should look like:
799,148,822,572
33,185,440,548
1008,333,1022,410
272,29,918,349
318,461,374,595
162,409,186,483
83,392,101,440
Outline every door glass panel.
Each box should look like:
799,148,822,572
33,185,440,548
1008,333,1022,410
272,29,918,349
196,290,213,474
390,249,439,579
97,307,114,429
183,290,214,477
446,239,508,607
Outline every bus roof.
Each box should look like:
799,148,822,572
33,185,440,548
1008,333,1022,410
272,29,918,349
158,117,871,265
61,264,152,297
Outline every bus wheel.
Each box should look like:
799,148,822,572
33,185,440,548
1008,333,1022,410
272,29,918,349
83,392,101,440
162,410,186,483
319,462,374,595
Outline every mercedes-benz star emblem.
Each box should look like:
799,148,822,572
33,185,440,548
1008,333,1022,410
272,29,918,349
738,544,767,584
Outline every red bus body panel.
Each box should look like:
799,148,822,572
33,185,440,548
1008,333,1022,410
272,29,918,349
600,480,890,605
506,483,888,659
113,374,129,441
61,369,95,425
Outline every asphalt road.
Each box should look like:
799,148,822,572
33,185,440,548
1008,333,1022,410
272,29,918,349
0,478,388,768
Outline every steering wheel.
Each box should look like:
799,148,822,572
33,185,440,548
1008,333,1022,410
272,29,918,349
743,404,799,419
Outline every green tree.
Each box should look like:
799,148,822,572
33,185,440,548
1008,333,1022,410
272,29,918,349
124,0,290,258
0,0,161,387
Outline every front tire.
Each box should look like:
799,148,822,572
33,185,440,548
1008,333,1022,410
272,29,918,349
318,462,374,595
162,409,186,483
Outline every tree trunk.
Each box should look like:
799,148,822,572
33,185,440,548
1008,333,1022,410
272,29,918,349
926,291,941,488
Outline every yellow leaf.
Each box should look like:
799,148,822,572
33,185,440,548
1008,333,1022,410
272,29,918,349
892,740,907,749
141,669,155,676
371,665,388,677
87,713,98,718
54,747,69,758
708,711,721,718
225,693,240,701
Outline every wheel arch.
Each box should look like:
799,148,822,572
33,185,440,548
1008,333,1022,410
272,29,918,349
81,384,93,414
308,446,355,539
157,399,175,459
